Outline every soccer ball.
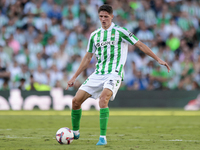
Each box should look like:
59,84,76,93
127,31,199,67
56,127,74,144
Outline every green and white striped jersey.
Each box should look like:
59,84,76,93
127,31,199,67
87,22,139,78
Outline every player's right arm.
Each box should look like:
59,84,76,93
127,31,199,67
66,52,93,90
66,32,96,90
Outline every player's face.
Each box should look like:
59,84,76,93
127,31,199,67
99,11,114,30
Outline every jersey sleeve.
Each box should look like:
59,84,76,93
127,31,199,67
86,32,96,53
117,27,139,45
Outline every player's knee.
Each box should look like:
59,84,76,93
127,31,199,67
72,97,81,110
99,95,110,108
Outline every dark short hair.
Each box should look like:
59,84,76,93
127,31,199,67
98,4,113,14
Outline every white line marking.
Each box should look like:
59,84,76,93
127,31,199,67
0,136,199,142
0,129,12,131
79,138,200,142
161,139,200,142
0,136,36,139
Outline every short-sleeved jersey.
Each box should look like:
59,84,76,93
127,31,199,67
86,22,139,79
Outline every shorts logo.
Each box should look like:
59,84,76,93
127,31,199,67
95,41,116,48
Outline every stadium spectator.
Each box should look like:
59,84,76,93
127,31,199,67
56,44,69,70
0,10,8,28
18,65,30,87
136,20,154,47
127,70,149,90
23,0,37,14
60,72,69,89
163,18,182,39
35,12,51,32
33,0,43,15
6,19,16,35
149,65,170,90
49,64,63,87
62,11,79,30
25,74,37,91
7,34,20,54
14,27,26,46
3,37,13,61
41,0,54,14
0,25,7,42
1,78,9,90
54,24,67,45
62,0,79,19
18,78,26,90
8,60,21,87
0,45,10,67
29,52,47,70
47,4,62,20
0,60,10,89
136,1,157,27
24,25,38,43
45,37,59,56
33,65,48,85
28,37,43,55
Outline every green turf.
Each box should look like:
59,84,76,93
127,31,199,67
0,109,200,150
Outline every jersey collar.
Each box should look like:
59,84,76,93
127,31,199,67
101,22,115,31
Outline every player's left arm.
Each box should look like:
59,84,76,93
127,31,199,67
135,41,171,72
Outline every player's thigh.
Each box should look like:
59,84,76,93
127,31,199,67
100,88,113,100
103,74,121,101
73,89,92,105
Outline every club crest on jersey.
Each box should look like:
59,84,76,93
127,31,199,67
95,41,116,48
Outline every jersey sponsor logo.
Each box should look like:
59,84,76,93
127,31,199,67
95,41,116,48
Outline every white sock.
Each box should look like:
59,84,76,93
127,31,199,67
100,135,106,141
73,130,79,135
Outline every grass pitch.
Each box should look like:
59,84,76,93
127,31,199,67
0,108,200,150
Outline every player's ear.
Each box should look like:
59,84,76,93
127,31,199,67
111,14,114,20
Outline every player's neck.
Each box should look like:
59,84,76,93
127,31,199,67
102,23,112,30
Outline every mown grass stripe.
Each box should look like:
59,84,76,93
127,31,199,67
1,111,200,116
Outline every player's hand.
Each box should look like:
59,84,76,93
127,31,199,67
66,78,76,90
158,59,171,73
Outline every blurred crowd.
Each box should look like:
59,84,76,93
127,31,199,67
0,0,199,91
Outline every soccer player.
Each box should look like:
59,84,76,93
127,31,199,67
66,4,171,145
